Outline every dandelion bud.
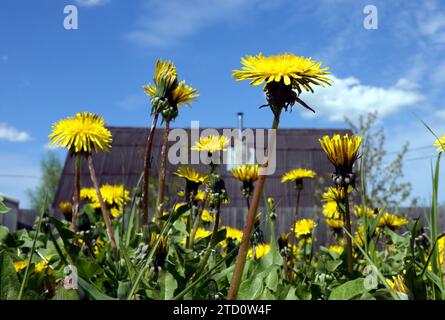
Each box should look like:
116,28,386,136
335,176,343,186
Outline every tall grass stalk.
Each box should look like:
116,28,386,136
227,114,279,300
430,153,441,282
87,155,117,254
142,112,159,226
70,155,81,232
157,120,170,220
343,184,353,274
417,115,444,296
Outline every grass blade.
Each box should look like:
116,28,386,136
18,196,46,300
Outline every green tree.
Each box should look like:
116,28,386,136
345,111,415,209
26,151,62,209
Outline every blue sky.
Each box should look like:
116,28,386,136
1,0,445,207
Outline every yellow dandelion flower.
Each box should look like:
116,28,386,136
433,135,445,152
145,80,198,108
35,260,48,273
195,190,207,201
109,207,121,218
224,226,243,242
14,260,28,272
80,187,100,209
322,201,341,219
170,81,198,107
354,225,366,247
219,226,243,248
194,228,212,240
201,209,215,223
231,164,259,183
319,134,362,174
99,184,130,208
143,84,156,96
192,135,230,153
386,275,409,294
49,112,112,154
438,236,444,267
174,166,208,184
232,53,332,93
378,213,408,229
177,189,206,201
58,201,72,215
248,243,271,260
328,245,344,255
325,219,344,231
154,60,177,86
180,228,212,245
94,238,105,255
144,59,178,97
322,186,352,203
353,205,376,218
293,219,317,238
281,168,316,183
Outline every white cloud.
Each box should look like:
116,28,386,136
0,123,30,142
417,0,445,44
126,0,265,46
75,0,109,7
299,75,424,122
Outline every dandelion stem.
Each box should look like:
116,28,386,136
70,155,81,232
190,205,221,282
87,155,117,254
186,206,194,249
157,120,170,220
142,112,159,226
343,184,353,273
227,115,279,300
288,188,301,259
190,192,209,248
